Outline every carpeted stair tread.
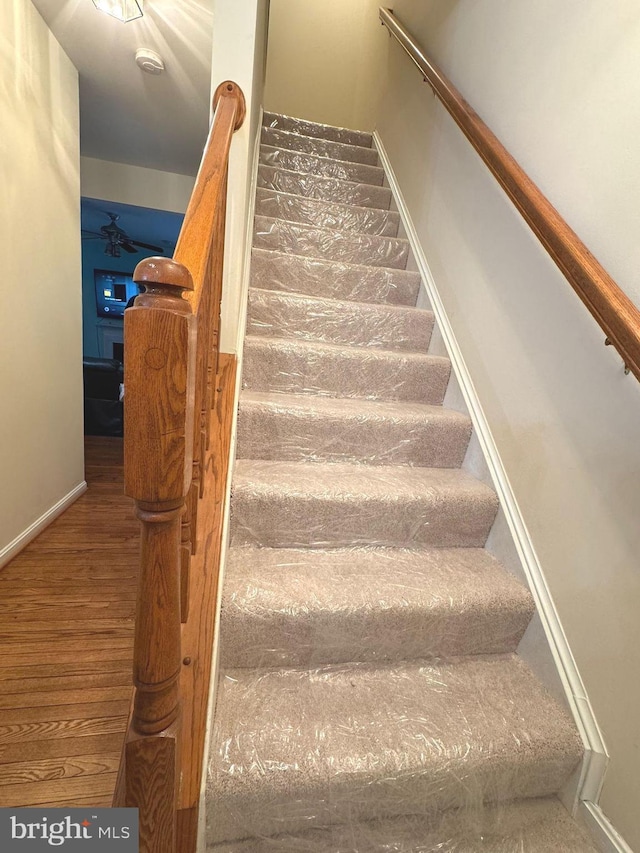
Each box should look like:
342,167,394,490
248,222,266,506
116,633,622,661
208,656,583,842
255,188,400,236
263,110,373,148
262,125,379,166
220,545,535,667
251,248,420,306
230,459,499,548
246,288,432,351
209,797,598,852
242,335,450,404
254,215,409,269
237,390,471,467
260,145,385,186
258,164,392,209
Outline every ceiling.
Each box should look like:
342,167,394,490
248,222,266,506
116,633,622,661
32,0,213,176
81,197,184,254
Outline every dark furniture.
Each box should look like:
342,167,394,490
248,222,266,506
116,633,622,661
83,357,123,437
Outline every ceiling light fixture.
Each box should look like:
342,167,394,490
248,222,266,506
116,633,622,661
92,0,143,23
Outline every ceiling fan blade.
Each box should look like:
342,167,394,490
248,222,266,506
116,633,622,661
81,229,104,238
129,239,165,253
120,242,138,254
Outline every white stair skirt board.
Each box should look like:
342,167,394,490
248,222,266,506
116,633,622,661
581,802,636,853
0,481,87,569
374,131,619,848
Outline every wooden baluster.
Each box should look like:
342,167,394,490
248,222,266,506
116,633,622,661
206,172,228,450
188,293,208,547
180,503,192,624
119,257,196,853
197,277,213,499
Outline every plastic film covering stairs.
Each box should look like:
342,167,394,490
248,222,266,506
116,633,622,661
258,163,393,209
220,546,535,667
254,217,409,268
255,189,400,236
250,248,421,308
206,113,592,852
208,655,584,849
209,798,595,852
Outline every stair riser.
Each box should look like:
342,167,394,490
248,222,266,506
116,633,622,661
211,744,577,844
255,189,400,237
258,165,392,209
209,798,598,853
230,486,498,549
261,126,379,166
242,341,450,405
220,604,533,668
251,249,420,306
263,111,373,148
209,651,582,844
246,290,431,351
236,404,470,467
254,217,409,270
260,146,385,186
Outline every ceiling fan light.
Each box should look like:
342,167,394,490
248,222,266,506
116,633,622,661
92,0,143,23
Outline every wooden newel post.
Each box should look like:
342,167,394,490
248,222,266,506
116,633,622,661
121,257,196,852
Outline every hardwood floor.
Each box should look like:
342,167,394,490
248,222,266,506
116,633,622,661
0,437,137,808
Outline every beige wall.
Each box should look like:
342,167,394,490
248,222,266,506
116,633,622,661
376,1,640,847
0,0,84,560
264,0,387,132
80,156,194,214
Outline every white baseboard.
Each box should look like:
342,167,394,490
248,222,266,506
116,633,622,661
374,130,612,820
0,481,87,569
581,802,635,853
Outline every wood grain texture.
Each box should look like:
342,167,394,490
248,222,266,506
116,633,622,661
175,83,245,312
124,731,177,853
0,437,136,807
116,83,244,850
176,807,197,853
380,7,640,381
125,257,197,742
178,354,237,825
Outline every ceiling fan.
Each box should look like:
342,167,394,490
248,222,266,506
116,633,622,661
82,212,165,258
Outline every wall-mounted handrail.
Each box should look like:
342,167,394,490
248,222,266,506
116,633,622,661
115,80,245,853
380,7,640,382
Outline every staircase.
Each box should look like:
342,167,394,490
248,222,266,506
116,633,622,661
206,112,598,851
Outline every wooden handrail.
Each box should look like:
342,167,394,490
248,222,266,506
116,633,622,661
380,8,640,382
115,80,245,853
176,80,246,309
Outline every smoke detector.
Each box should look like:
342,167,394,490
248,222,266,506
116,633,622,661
135,48,164,75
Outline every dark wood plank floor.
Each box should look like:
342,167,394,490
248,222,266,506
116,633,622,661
0,437,137,807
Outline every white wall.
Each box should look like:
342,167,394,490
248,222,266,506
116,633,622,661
0,0,84,562
212,0,270,353
81,156,194,214
376,2,640,847
264,0,387,132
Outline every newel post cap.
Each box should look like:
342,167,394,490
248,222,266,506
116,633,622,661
133,257,194,292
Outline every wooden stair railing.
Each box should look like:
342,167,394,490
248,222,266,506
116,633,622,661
380,8,640,382
114,80,245,853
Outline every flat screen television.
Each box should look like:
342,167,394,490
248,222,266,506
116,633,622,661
94,269,140,319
